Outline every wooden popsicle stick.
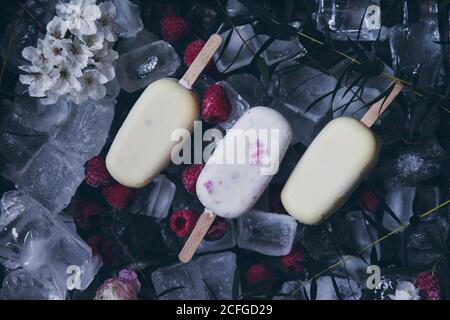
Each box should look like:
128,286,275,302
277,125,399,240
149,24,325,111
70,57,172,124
179,34,222,90
360,82,403,128
178,210,216,263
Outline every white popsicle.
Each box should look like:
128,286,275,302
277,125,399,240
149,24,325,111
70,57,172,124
106,35,222,188
179,107,292,262
281,83,403,225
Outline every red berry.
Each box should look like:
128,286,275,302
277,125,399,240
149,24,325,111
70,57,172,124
415,272,441,300
85,156,112,188
161,15,189,42
280,244,305,273
201,85,232,124
102,183,135,210
359,186,380,213
74,201,106,230
182,164,204,194
169,210,200,238
245,263,275,293
87,235,116,268
184,40,209,67
205,216,227,241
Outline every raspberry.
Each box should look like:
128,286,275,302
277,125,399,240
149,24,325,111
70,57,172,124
87,235,116,267
359,185,380,213
182,164,204,194
102,183,135,210
161,15,189,42
280,244,305,273
184,40,209,67
415,272,441,300
201,85,232,124
85,156,112,188
169,210,200,238
74,201,106,230
205,216,227,241
245,263,276,293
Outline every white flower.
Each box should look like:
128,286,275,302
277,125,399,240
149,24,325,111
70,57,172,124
388,281,421,300
90,46,118,81
49,60,83,95
46,16,68,41
82,32,104,51
19,65,54,97
42,37,70,66
63,37,93,68
75,68,108,102
56,0,101,35
97,1,120,42
21,39,55,73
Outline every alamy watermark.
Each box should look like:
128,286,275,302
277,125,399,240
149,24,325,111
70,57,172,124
170,121,282,175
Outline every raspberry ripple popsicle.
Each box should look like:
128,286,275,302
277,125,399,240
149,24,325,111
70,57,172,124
106,35,222,188
179,107,293,262
281,83,404,225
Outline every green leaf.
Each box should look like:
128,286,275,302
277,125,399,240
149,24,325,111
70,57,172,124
310,278,318,300
256,57,270,85
329,274,343,300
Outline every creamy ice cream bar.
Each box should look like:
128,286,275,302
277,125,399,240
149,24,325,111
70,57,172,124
106,35,222,188
196,107,293,218
106,79,198,188
281,117,379,225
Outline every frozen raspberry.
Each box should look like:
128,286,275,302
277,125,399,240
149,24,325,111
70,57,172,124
74,201,106,230
87,235,116,267
280,244,305,273
184,39,209,67
169,210,200,238
161,15,188,42
246,263,276,293
415,272,441,300
205,216,227,241
102,183,135,210
182,164,204,194
201,84,232,124
85,156,112,188
94,278,138,300
359,185,380,213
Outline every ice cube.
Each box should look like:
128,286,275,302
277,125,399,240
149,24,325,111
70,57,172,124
301,276,362,300
332,86,380,120
237,210,297,256
151,261,207,300
377,137,445,190
335,256,370,288
111,0,144,38
214,24,261,73
0,191,101,299
116,29,159,54
130,175,176,220
299,219,346,262
216,80,251,130
390,23,442,90
52,99,115,162
197,219,236,254
259,22,306,66
226,73,267,107
344,211,380,261
116,40,180,93
273,280,303,300
270,62,336,145
316,0,385,41
226,0,250,17
382,186,416,231
329,59,395,92
16,144,85,212
196,252,238,300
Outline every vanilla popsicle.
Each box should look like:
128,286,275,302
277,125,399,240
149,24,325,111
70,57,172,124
179,107,292,262
106,35,222,188
281,83,403,225
197,107,293,218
